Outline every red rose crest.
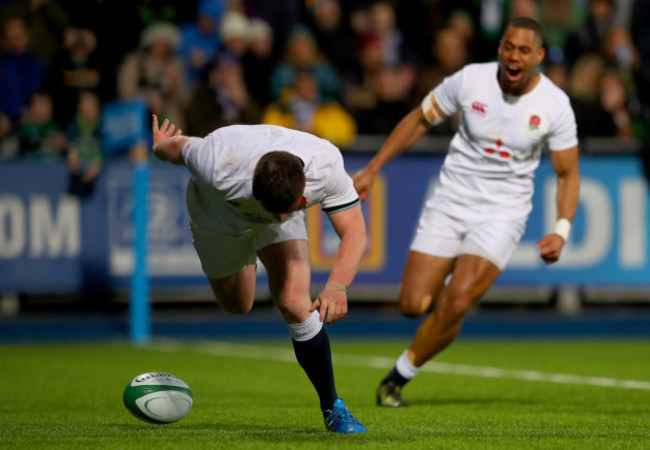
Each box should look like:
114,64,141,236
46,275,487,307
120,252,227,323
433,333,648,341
529,115,541,130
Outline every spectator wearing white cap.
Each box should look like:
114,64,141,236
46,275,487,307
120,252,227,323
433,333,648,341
117,21,189,131
219,10,250,58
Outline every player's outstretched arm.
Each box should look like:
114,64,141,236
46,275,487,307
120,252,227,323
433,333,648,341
152,114,189,166
353,107,433,201
535,145,580,264
310,204,366,324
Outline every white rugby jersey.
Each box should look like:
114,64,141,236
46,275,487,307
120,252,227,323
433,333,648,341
424,62,578,202
181,124,359,230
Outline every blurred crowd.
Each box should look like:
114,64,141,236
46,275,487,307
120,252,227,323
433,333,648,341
1,0,649,194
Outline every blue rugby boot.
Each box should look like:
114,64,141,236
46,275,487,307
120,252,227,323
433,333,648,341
323,398,367,434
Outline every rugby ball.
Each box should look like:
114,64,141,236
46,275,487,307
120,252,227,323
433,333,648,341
123,372,193,424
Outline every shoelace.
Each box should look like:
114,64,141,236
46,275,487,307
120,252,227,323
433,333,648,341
328,406,362,425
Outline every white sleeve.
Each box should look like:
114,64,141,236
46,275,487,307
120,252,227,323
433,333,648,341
181,137,214,184
548,99,579,151
431,68,465,117
321,151,360,215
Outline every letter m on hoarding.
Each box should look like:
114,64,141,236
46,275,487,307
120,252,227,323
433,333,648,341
30,196,80,258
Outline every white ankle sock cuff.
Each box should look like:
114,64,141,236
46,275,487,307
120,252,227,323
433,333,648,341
288,310,323,342
396,351,420,379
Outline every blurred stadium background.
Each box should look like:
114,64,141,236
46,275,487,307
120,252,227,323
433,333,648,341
1,0,650,343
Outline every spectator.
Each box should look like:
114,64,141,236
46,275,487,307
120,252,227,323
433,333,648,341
446,9,476,59
570,52,605,96
0,110,19,159
602,26,645,135
269,24,340,102
117,21,188,132
0,0,70,64
56,0,143,102
186,53,261,137
598,67,635,138
366,1,417,69
508,0,539,21
242,0,302,57
629,0,650,182
630,0,650,121
262,68,357,148
568,53,632,138
564,0,615,69
602,26,640,70
66,90,102,196
305,0,361,90
218,10,250,60
44,27,103,125
473,0,506,62
538,0,585,55
413,27,469,110
0,17,45,129
177,0,225,90
342,33,384,115
353,66,412,135
18,90,67,160
242,17,274,107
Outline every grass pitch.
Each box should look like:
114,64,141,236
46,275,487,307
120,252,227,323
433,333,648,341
1,338,649,449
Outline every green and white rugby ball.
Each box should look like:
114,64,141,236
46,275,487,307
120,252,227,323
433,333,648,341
123,372,193,424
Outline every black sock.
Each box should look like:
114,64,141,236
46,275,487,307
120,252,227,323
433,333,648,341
292,325,338,411
382,366,410,387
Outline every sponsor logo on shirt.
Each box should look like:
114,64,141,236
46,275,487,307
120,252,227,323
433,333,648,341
471,101,487,115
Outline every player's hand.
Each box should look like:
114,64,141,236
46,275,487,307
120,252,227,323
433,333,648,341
352,167,376,202
535,233,565,264
152,114,182,148
310,289,348,325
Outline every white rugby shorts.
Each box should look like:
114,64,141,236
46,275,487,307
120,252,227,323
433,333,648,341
410,175,532,271
191,210,308,279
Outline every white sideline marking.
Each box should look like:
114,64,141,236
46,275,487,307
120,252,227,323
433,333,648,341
150,340,650,391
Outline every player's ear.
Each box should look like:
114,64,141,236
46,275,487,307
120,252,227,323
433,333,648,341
536,46,546,65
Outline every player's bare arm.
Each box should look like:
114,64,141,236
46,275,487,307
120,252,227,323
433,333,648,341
353,105,438,201
152,114,188,166
535,145,580,263
310,204,367,324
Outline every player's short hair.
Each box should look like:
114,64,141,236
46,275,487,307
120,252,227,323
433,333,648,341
252,151,306,214
505,17,544,46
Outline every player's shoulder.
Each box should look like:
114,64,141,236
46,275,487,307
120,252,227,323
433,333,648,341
461,61,499,76
210,123,328,143
444,62,498,91
207,124,272,140
536,74,572,106
210,123,341,165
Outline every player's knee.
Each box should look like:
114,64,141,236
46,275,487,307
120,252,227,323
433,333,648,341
222,302,253,314
401,303,424,319
214,293,254,314
274,301,305,323
399,292,432,318
272,291,311,323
